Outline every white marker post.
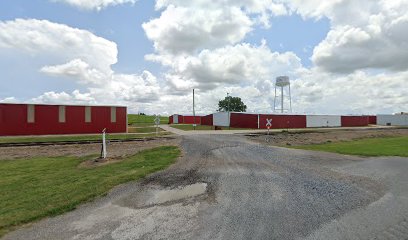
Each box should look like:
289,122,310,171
154,115,161,137
101,128,107,159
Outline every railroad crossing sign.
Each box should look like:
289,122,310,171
154,115,161,126
266,118,272,129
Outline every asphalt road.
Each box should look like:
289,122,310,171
3,135,408,240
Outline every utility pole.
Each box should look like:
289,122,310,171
227,92,230,111
193,89,196,130
227,92,230,129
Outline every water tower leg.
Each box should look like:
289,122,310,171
281,86,284,113
274,85,277,112
289,83,292,113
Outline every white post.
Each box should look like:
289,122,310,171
154,115,160,137
102,128,107,159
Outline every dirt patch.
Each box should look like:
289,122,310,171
248,128,408,146
0,137,181,160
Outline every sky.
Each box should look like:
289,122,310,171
0,0,407,115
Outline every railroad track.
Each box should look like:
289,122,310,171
0,136,176,148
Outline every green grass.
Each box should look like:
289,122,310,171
0,133,169,144
128,114,168,126
0,146,180,237
127,127,165,133
293,136,408,157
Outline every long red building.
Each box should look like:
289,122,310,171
171,112,373,129
0,103,127,136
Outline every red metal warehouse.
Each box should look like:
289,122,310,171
0,103,127,136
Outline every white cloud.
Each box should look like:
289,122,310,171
0,18,117,75
40,59,110,85
0,97,18,103
32,90,98,105
284,0,408,73
148,42,302,92
142,5,253,54
51,0,136,11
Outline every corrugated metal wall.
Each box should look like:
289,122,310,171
306,115,341,128
169,112,372,129
173,114,180,124
377,115,408,126
0,104,127,136
230,113,258,129
368,116,377,125
201,114,213,126
183,116,202,124
213,112,230,127
259,114,307,129
341,116,369,127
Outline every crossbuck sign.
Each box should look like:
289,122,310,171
266,118,272,128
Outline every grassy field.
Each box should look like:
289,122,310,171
0,146,180,237
128,114,169,126
127,126,165,133
0,133,169,144
293,136,408,157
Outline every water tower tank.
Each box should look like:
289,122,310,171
275,76,290,87
274,76,292,113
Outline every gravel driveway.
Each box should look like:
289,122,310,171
3,134,408,240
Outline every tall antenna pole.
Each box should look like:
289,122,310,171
193,89,196,130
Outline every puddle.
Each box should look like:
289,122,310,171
146,183,208,206
116,183,208,209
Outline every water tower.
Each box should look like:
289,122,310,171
274,76,292,113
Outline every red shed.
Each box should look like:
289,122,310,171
0,103,127,136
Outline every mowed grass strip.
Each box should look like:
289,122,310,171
293,136,408,157
0,146,180,237
128,114,168,126
127,127,166,133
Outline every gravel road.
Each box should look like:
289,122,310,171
3,134,408,240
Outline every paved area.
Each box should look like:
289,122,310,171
160,124,398,136
3,134,408,240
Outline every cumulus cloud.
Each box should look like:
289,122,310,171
143,0,289,55
0,18,161,110
51,0,136,11
2,1,407,116
32,90,97,104
148,42,303,92
0,18,117,75
284,0,408,73
40,59,110,85
142,5,253,54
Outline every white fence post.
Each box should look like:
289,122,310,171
101,128,107,159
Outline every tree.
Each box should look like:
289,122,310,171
218,96,247,112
